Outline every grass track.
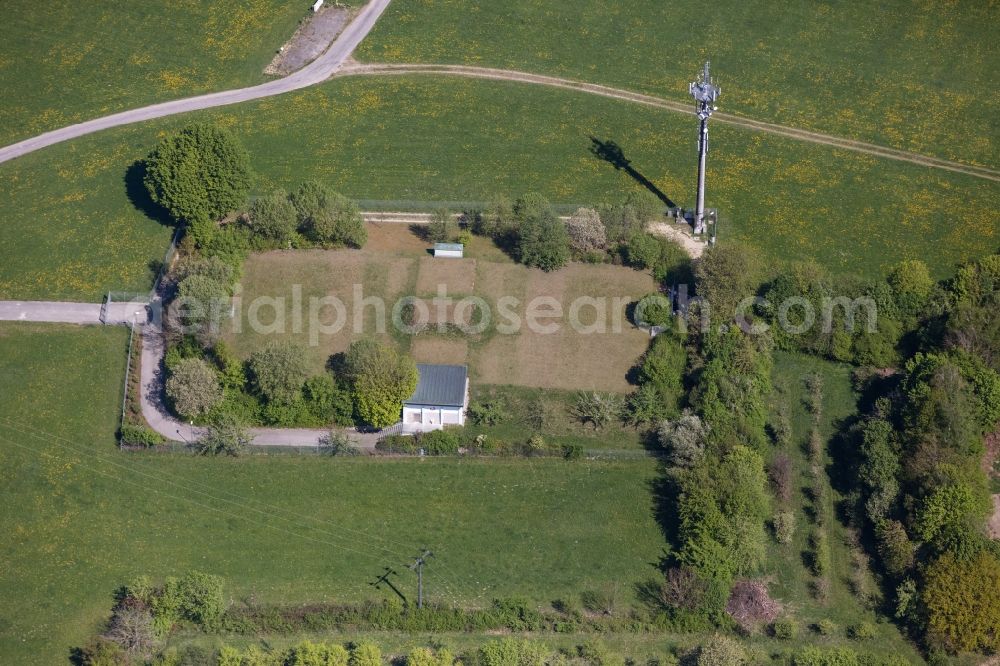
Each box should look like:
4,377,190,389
356,0,1000,167
1,76,996,301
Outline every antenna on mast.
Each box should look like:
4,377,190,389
689,61,720,236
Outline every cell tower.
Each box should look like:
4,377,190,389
689,61,720,235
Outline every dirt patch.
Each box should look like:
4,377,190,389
411,337,469,365
365,223,429,255
990,495,1000,540
265,6,352,76
415,256,477,296
472,263,655,392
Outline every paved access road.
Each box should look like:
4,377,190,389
0,300,147,324
0,299,375,449
0,0,392,165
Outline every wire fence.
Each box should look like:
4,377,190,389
356,199,591,215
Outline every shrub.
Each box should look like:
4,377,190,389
874,520,914,576
578,639,625,666
635,292,674,327
565,207,607,254
479,195,516,240
479,638,548,666
809,531,830,576
772,618,798,639
144,123,252,223
249,341,311,406
350,642,382,666
658,410,708,469
772,511,796,545
166,358,222,420
321,431,361,456
119,423,165,447
289,641,350,666
793,646,859,666
696,635,746,666
573,392,623,429
467,397,507,426
561,443,584,460
419,428,462,455
74,637,128,666
725,579,780,632
305,191,366,248
581,586,618,615
249,190,297,244
427,209,455,243
815,618,837,636
769,453,794,503
197,415,253,456
848,622,876,641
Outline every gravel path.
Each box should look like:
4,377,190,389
0,0,392,165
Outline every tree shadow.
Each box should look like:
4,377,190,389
589,137,676,208
124,159,173,227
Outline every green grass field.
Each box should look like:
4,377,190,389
767,353,879,631
0,0,366,146
1,76,997,301
356,0,1000,167
0,323,663,665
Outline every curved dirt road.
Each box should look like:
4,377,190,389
0,0,392,165
339,63,1000,183
1,3,995,183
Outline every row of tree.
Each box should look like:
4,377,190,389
657,243,1000,657
164,337,417,437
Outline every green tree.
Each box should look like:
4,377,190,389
479,195,515,240
694,242,766,324
516,200,570,271
887,259,933,313
344,339,419,428
349,642,382,666
427,209,455,243
172,274,229,339
923,551,1000,653
249,341,311,406
197,415,253,456
249,189,297,244
144,123,253,223
166,358,222,420
292,181,366,248
308,192,367,248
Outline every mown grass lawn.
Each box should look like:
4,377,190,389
226,234,657,394
0,0,368,147
1,76,996,302
356,0,1000,167
0,323,663,665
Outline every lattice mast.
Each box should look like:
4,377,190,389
689,62,720,235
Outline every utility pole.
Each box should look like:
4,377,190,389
689,62,721,235
408,549,434,609
370,567,408,607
